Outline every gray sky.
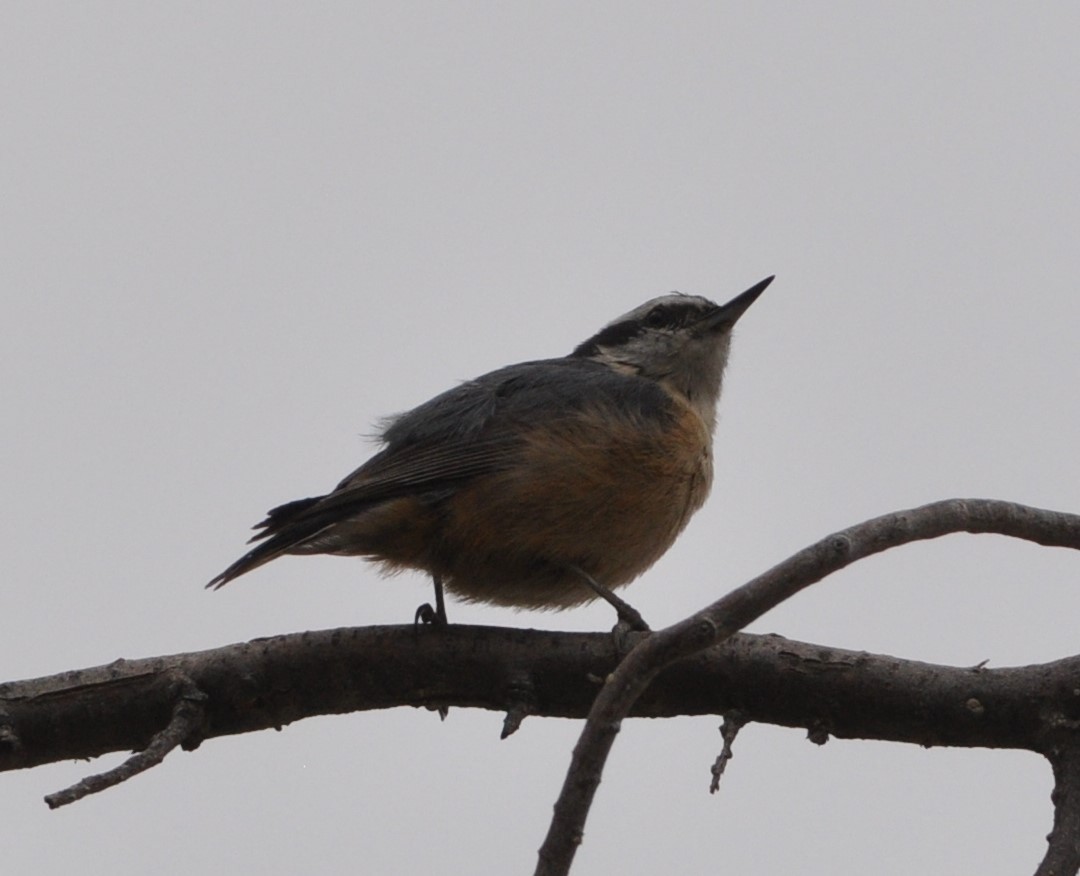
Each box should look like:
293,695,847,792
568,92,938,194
2,3,1079,874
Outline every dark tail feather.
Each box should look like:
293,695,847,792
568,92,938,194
250,496,323,536
206,495,326,590
206,539,295,590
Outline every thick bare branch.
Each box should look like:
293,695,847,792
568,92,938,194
3,625,1080,802
0,628,1065,773
536,499,1080,876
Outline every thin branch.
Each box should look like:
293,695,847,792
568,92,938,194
45,674,207,809
536,499,1080,876
709,711,747,794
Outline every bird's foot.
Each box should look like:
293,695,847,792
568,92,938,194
413,602,448,628
611,600,650,633
414,574,449,628
611,618,648,655
568,565,650,633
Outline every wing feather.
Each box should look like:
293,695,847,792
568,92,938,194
207,358,677,589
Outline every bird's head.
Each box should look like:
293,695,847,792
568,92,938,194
572,276,773,429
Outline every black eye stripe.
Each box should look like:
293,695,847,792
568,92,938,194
643,303,707,331
570,299,714,358
645,307,668,327
572,320,643,356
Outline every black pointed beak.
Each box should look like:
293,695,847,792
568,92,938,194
700,275,774,332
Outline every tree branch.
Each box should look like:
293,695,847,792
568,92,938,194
4,498,1079,873
1038,740,1080,875
4,625,1080,805
44,672,207,808
536,499,1080,876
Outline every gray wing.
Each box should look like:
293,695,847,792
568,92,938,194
207,358,675,588
329,355,677,495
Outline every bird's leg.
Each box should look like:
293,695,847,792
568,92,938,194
414,574,449,627
433,574,447,624
568,565,650,632
413,576,451,719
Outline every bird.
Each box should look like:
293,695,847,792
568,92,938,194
207,276,772,627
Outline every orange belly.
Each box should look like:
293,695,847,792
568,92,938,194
312,397,713,610
432,399,713,608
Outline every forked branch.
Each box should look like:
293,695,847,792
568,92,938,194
44,674,207,809
536,499,1080,876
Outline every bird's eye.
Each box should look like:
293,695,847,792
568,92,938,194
645,308,667,328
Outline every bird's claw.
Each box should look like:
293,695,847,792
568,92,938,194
414,602,448,628
616,603,650,633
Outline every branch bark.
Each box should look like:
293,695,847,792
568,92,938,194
534,499,1080,876
3,626,1080,784
1038,740,1080,875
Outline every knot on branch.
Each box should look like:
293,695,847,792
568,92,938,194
501,674,538,739
0,720,20,753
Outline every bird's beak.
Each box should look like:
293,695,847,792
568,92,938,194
700,275,774,332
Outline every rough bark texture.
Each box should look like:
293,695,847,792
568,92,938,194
3,625,1079,775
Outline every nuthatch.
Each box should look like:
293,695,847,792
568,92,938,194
208,276,772,626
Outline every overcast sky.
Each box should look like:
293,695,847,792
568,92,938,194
2,3,1079,874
